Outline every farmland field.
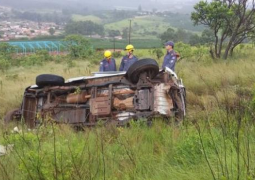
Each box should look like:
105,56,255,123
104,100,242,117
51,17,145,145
105,16,177,39
72,14,103,24
71,14,197,39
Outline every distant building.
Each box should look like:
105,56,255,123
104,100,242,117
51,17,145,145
115,36,123,40
15,35,28,39
0,19,64,40
89,34,102,39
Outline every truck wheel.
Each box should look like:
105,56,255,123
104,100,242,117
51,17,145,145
36,74,65,87
126,58,159,84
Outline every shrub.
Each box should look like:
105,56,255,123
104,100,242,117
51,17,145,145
64,34,93,59
112,51,122,58
0,56,11,72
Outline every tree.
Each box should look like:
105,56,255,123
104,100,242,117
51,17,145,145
159,28,177,42
160,28,193,43
49,28,55,36
200,29,214,45
0,43,14,59
174,42,193,60
64,35,92,58
108,30,121,38
175,29,192,43
0,56,11,72
191,0,255,59
65,21,104,36
189,34,201,45
0,43,15,70
152,48,164,60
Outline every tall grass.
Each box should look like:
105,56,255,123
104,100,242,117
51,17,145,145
1,46,255,179
0,122,213,180
1,111,255,180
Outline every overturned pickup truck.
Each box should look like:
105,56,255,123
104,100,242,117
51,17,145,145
5,59,186,128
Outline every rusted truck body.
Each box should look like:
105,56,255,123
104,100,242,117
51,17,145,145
5,59,186,128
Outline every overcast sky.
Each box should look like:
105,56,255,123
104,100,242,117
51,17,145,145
0,0,201,13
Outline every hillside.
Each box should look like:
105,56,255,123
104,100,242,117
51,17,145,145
72,14,103,24
70,14,201,39
105,16,173,39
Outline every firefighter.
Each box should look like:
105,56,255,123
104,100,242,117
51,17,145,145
119,44,138,71
162,41,178,71
99,50,117,72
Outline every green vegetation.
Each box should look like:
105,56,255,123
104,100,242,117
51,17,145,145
1,2,255,179
66,15,179,40
105,16,176,39
64,35,93,59
72,14,102,24
48,28,55,36
1,40,255,179
191,0,255,59
162,12,205,32
11,9,70,24
65,21,105,36
2,116,254,180
65,14,205,43
89,38,162,49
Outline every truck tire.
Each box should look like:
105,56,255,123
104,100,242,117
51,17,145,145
36,74,65,87
126,58,159,84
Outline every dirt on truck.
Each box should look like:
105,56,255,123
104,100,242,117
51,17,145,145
4,59,186,128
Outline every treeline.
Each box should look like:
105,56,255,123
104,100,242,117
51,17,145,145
101,10,136,23
65,21,104,36
12,10,70,24
159,28,214,46
63,9,136,23
64,21,130,39
162,12,205,32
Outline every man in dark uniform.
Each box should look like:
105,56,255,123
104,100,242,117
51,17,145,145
119,44,138,71
99,50,117,72
162,41,177,71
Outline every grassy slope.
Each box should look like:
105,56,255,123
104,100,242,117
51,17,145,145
72,14,102,24
105,16,176,39
71,15,180,39
1,47,255,179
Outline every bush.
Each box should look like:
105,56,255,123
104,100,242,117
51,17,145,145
152,48,164,60
19,50,53,66
175,42,193,60
64,34,93,59
112,51,122,58
0,56,11,72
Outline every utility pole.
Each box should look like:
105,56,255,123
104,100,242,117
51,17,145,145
128,19,132,44
113,37,116,52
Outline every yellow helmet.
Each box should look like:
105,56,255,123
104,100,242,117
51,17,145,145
104,50,112,58
125,44,134,52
